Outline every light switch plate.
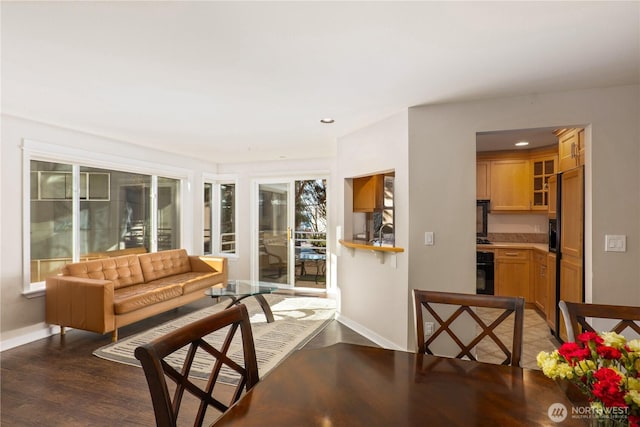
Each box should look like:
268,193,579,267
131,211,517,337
425,231,434,246
605,234,626,252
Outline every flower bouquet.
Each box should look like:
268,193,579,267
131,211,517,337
537,332,640,426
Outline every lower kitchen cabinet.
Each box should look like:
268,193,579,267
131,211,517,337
546,252,557,329
533,251,547,313
559,254,583,341
495,249,531,303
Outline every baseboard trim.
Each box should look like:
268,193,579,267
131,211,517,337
0,323,61,352
335,313,406,351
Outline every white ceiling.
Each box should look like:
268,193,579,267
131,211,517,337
476,127,560,152
2,2,639,163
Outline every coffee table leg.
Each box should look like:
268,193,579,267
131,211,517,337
254,294,275,323
224,296,239,309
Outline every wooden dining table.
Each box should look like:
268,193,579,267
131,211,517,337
213,342,586,426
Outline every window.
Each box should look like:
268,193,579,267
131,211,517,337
29,160,182,286
203,180,237,255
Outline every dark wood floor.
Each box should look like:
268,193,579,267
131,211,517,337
1,293,375,426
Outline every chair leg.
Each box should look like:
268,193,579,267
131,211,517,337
111,329,118,342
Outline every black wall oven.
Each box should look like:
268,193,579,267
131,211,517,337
476,251,494,295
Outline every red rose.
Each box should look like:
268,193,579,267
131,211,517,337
558,342,591,364
578,331,604,345
629,415,640,427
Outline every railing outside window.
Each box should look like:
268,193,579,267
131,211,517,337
294,231,327,255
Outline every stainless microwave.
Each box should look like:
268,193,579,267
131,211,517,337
476,200,489,237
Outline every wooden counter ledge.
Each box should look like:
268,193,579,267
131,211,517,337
339,239,404,264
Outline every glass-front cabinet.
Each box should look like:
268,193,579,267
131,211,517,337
531,156,556,210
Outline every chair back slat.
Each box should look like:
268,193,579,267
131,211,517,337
560,300,640,342
135,304,259,427
413,290,524,367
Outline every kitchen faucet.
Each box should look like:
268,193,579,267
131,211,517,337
377,223,394,243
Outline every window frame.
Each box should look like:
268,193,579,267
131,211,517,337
203,174,239,258
22,139,192,296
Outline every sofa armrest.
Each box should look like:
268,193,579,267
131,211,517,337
45,275,115,334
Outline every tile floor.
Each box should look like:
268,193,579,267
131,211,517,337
476,307,561,369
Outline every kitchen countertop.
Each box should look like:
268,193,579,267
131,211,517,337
477,242,549,252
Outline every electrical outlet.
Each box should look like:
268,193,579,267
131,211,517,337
424,322,434,336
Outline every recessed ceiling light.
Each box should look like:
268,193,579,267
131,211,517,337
320,118,335,124
515,141,529,147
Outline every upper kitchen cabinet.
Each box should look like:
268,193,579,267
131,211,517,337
556,128,585,172
477,146,558,212
547,174,558,218
476,161,491,200
489,159,531,211
530,153,557,211
353,174,384,212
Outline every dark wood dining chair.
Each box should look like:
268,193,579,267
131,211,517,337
413,290,525,367
559,300,640,343
134,304,259,427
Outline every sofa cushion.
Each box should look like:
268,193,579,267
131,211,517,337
113,282,183,314
61,255,144,290
173,271,225,294
138,249,191,282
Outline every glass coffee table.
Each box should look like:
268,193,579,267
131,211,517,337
204,280,279,323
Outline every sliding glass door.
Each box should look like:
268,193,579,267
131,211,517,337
256,182,291,285
253,177,327,289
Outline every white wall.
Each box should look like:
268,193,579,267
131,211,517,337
3,85,637,352
407,85,639,349
0,115,334,349
216,159,333,283
0,116,216,346
333,85,638,353
336,110,410,350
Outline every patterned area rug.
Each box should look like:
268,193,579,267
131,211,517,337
93,295,336,384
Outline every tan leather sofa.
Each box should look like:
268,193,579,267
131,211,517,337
45,249,227,341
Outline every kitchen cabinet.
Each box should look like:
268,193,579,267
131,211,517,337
560,167,584,259
546,252,557,329
547,174,557,219
495,248,531,302
530,155,556,210
559,255,583,341
533,251,547,313
476,161,491,200
353,174,384,212
489,159,531,211
557,128,584,172
558,166,584,342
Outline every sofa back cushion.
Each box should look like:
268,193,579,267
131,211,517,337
61,254,144,289
138,249,191,282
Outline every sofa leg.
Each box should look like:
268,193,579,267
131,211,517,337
60,326,66,336
111,329,118,342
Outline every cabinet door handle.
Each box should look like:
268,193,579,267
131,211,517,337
571,142,576,159
504,252,519,256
